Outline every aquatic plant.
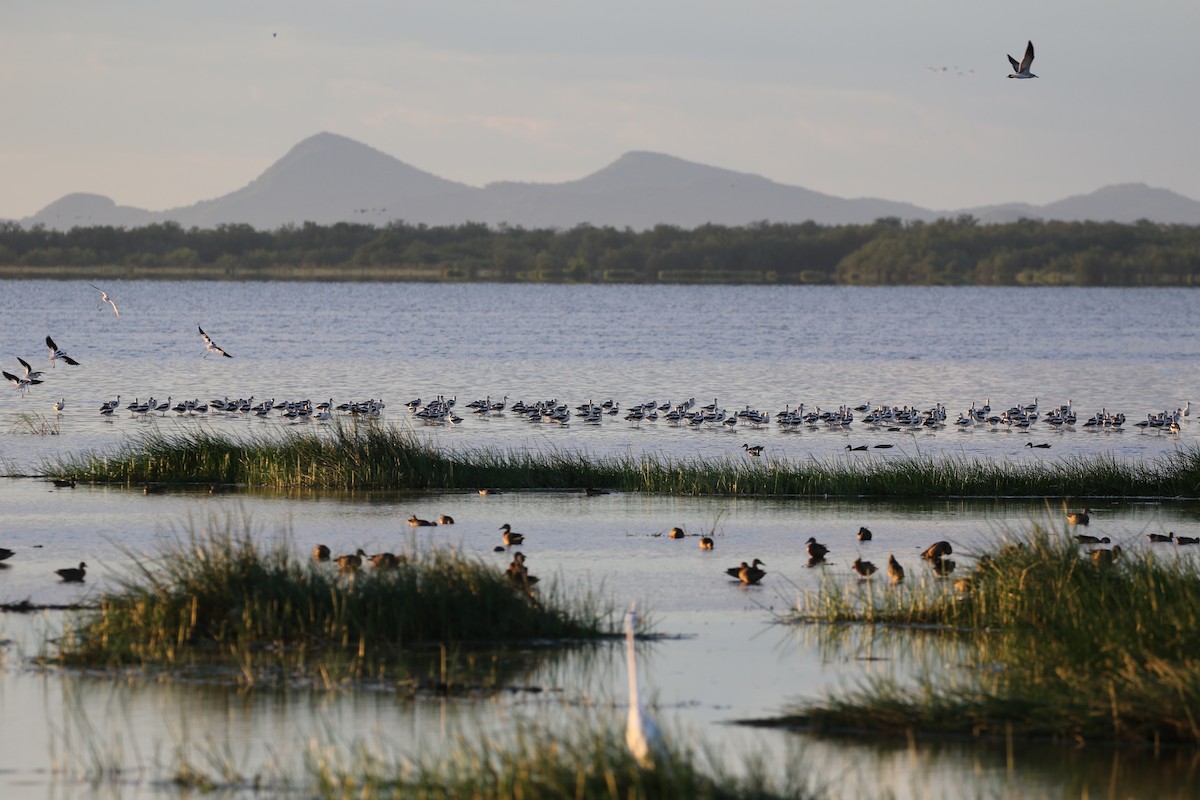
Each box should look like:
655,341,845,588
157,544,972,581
768,526,1200,745
54,521,611,676
46,424,1200,498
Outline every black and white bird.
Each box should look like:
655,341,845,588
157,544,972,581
87,283,120,317
1007,40,1038,79
17,356,43,381
199,326,233,358
3,370,41,394
46,336,80,367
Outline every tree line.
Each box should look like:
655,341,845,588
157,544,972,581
1,216,1198,285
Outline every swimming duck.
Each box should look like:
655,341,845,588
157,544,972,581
335,549,366,572
55,562,87,582
806,537,829,560
1024,442,1051,449
886,554,904,584
0,548,13,562
370,551,401,569
857,526,872,541
668,527,685,539
1176,535,1200,546
1065,509,1090,526
313,544,330,562
437,514,455,525
845,445,868,452
1090,546,1122,565
1073,534,1109,545
699,537,714,550
408,514,437,527
725,558,765,583
1147,531,1175,543
852,557,877,579
52,477,76,488
921,541,953,561
500,524,525,546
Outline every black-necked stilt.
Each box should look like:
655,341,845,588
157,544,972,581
46,336,80,367
87,283,120,317
1007,40,1037,78
198,326,233,358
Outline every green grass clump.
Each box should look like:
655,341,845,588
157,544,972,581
771,527,1200,745
55,525,610,677
45,423,1200,497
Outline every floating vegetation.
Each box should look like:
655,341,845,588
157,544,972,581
761,526,1200,745
52,520,611,681
46,423,1200,497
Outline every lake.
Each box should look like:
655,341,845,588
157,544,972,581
1,281,1198,798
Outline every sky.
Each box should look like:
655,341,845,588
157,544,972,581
3,1,1199,220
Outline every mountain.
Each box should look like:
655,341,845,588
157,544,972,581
19,133,1200,231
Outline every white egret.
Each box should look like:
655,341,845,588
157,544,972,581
624,607,665,769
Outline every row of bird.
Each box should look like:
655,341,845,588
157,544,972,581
724,537,956,586
96,395,386,421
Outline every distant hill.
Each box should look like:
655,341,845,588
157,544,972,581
19,132,1200,231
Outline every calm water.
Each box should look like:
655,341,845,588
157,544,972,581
1,281,1199,798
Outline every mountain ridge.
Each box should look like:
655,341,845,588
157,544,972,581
17,132,1200,231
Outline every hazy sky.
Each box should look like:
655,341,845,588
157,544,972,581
3,1,1198,220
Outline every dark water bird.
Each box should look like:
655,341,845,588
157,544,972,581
0,548,14,562
852,557,878,579
56,562,87,582
437,514,455,525
407,514,437,527
46,335,80,367
699,537,714,550
845,444,868,451
742,443,764,457
887,554,905,584
624,607,665,769
478,488,501,496
931,557,957,576
857,526,872,541
500,523,525,546
806,537,829,561
313,544,330,562
921,541,952,560
142,483,167,495
1091,545,1122,565
1025,442,1051,448
1007,39,1038,79
872,443,894,449
1177,535,1200,546
52,477,76,488
725,558,765,584
1148,531,1175,543
1073,534,1109,545
198,326,232,358
1066,508,1090,525
506,551,539,587
335,549,366,572
87,283,120,317
668,526,685,539
370,551,401,569
584,487,611,496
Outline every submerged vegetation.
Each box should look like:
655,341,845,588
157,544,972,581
54,523,610,678
767,527,1200,745
47,423,1200,497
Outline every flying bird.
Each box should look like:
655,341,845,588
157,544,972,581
17,356,43,381
3,370,41,394
45,336,80,367
199,326,232,358
87,283,120,317
1007,40,1038,79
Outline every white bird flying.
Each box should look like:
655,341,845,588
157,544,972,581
1007,40,1037,79
46,336,81,367
199,326,233,358
624,607,666,769
87,283,120,317
16,356,43,381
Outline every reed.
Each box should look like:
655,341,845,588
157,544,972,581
46,424,1200,497
771,526,1200,744
54,522,610,674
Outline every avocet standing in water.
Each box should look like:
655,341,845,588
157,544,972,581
1007,40,1038,79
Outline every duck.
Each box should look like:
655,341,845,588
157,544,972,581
313,544,330,562
335,549,367,572
369,551,401,570
845,445,868,452
1073,534,1109,545
921,541,953,561
852,557,878,579
1024,442,1051,449
953,577,973,593
437,514,455,525
806,537,829,561
887,554,904,584
506,552,539,587
55,561,87,582
1090,546,1122,565
52,477,76,488
500,524,525,547
699,537,714,550
668,526,685,539
0,548,14,562
931,557,957,576
857,526,872,542
872,444,895,449
1065,508,1090,526
583,487,611,496
725,558,765,583
142,483,167,495
1147,531,1175,543
1176,535,1200,546
407,514,437,527
742,443,765,457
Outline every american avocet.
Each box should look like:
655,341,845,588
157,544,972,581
53,397,65,412
46,336,80,367
87,283,120,317
1007,40,1038,79
198,326,233,358
3,370,41,394
17,357,43,381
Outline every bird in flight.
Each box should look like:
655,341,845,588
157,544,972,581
3,370,42,394
199,326,233,358
46,336,81,367
17,356,43,381
87,283,120,317
1007,40,1037,79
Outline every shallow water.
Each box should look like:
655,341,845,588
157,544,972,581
2,281,1200,798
